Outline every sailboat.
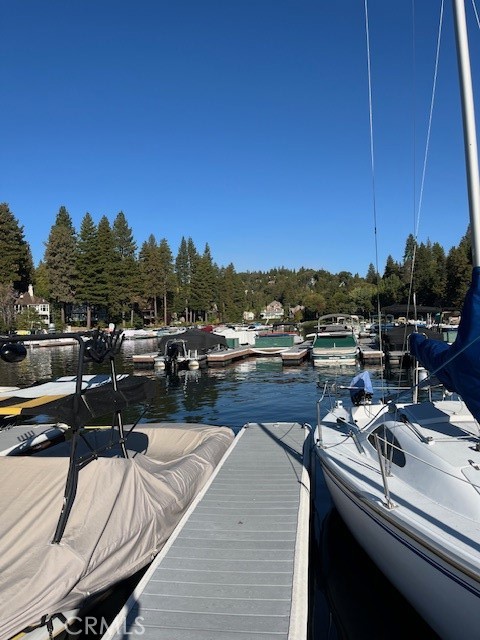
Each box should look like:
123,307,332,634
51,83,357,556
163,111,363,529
313,1,480,638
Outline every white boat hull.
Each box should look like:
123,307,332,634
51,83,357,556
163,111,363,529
317,454,480,639
312,352,358,366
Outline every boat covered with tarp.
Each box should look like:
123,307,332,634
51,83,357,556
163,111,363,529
156,328,228,371
0,329,234,639
0,423,234,639
157,328,228,354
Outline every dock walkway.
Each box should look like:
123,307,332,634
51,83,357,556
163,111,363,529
104,422,311,640
358,342,384,366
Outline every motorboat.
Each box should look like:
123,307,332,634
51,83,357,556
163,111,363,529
249,322,304,356
0,373,131,455
155,327,228,372
309,323,359,366
0,329,234,639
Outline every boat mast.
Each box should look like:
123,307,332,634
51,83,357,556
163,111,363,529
452,0,480,267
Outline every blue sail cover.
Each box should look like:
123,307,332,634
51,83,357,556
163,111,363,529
410,266,480,422
349,371,374,405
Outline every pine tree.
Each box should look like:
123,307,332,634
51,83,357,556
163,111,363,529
431,242,447,306
175,237,189,291
174,236,199,322
110,211,138,326
158,238,175,325
44,206,77,325
445,228,472,309
379,273,404,307
187,239,200,319
0,203,33,292
76,213,103,328
365,263,378,284
190,244,218,323
139,235,162,322
33,261,50,300
383,255,402,279
219,263,245,322
414,240,446,306
96,216,115,318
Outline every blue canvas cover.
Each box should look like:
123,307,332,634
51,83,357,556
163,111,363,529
410,266,480,422
349,371,374,405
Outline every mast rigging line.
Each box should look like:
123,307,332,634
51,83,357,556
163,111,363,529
364,0,444,274
363,0,384,372
363,0,379,289
363,0,446,390
471,0,480,30
414,0,444,243
406,0,444,380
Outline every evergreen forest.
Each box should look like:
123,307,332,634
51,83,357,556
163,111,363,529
0,202,473,332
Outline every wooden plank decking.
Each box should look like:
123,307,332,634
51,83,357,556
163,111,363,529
103,422,311,640
132,346,310,368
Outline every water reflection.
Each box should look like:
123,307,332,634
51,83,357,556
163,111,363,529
312,507,439,639
0,345,80,387
0,344,396,431
254,357,284,373
149,368,222,421
0,340,438,637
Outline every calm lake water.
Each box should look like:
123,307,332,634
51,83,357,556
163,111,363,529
0,338,439,638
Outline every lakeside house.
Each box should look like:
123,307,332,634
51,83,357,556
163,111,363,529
260,300,284,321
14,285,50,328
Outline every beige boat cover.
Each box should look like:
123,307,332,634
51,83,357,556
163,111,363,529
0,423,234,639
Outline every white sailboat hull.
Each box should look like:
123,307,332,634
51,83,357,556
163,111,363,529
316,450,480,639
313,0,480,637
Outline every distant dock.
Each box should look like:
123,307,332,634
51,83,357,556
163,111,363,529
132,344,311,369
358,341,384,366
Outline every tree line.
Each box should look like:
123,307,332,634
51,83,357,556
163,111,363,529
0,202,473,332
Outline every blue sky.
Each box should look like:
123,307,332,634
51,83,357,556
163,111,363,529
2,1,479,277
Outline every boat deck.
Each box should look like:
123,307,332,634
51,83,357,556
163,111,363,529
104,421,311,640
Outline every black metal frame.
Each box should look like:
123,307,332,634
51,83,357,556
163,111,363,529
0,329,131,543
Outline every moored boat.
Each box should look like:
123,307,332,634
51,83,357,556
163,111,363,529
310,324,359,366
249,322,304,356
155,328,228,372
0,329,234,639
313,1,480,637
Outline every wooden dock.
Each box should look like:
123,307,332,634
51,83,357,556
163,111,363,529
280,345,311,366
208,345,310,367
25,337,79,348
131,353,158,368
358,343,384,366
132,346,310,369
207,346,252,367
103,422,311,640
